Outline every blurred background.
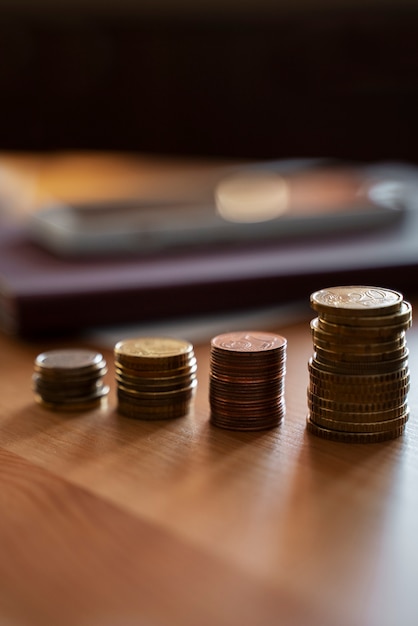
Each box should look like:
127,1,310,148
1,0,417,161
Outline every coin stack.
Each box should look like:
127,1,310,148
306,286,412,443
33,348,109,410
209,331,287,431
114,337,197,419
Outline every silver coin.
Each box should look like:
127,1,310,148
310,286,403,317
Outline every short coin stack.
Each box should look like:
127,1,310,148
33,348,109,410
209,331,287,431
306,285,412,442
114,337,197,419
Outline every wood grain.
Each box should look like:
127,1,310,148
0,446,330,626
1,312,418,626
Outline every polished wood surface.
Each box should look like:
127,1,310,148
1,314,417,626
1,154,418,626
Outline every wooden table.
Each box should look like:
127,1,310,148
1,154,418,626
0,310,417,626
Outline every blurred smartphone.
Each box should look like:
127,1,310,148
28,164,405,256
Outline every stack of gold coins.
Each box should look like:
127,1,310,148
33,348,109,410
114,337,197,419
306,286,412,442
209,331,287,431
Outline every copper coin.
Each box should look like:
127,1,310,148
211,331,287,354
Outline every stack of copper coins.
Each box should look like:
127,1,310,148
33,348,109,410
209,331,287,431
306,285,412,443
114,337,197,419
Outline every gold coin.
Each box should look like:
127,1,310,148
115,336,193,358
315,316,410,339
306,287,411,442
114,337,194,370
311,350,409,374
308,368,410,389
311,332,405,355
308,410,409,434
307,400,408,423
115,358,197,380
308,381,410,405
313,343,407,363
318,300,412,328
114,337,198,420
308,358,409,382
115,372,197,392
117,397,192,420
306,416,405,442
117,378,197,399
307,389,408,413
310,317,406,344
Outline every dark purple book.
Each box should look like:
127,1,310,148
1,202,417,337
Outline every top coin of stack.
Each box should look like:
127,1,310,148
209,331,287,431
114,337,197,419
33,348,109,410
306,285,412,442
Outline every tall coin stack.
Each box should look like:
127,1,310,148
114,337,197,419
306,286,412,442
33,348,109,410
209,331,287,431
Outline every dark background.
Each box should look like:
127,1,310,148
1,0,417,161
